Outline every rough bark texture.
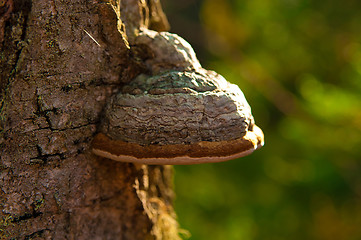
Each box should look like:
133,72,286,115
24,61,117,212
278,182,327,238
0,0,180,239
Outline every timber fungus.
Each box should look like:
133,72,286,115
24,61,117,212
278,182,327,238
92,29,264,164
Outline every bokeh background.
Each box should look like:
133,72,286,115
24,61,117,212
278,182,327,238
161,0,361,239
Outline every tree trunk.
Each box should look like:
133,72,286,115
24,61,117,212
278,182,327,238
0,0,179,239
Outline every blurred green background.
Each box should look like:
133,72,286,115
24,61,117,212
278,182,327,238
162,0,361,239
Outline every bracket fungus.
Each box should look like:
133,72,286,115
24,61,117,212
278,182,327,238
92,30,264,165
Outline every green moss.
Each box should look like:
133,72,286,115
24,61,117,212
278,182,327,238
33,198,45,211
54,192,62,209
47,39,57,48
0,96,7,134
0,214,14,240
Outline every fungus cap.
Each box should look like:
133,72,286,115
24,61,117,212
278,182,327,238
92,70,264,165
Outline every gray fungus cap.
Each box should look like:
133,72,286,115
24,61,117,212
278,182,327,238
92,69,264,165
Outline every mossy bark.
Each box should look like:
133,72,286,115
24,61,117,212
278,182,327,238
0,0,179,239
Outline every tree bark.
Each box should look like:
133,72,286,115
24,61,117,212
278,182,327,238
0,0,179,239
